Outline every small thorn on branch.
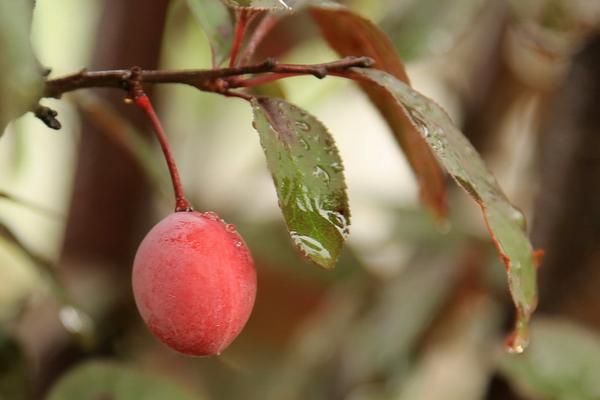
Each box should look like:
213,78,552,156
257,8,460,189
34,105,62,130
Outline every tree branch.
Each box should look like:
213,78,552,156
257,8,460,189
43,57,374,99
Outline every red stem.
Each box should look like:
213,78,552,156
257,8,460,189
134,94,191,212
238,14,280,66
229,9,252,67
230,72,300,88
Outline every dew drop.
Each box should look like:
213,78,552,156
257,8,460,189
277,100,287,113
408,109,431,138
299,138,311,150
290,231,332,261
510,208,526,229
235,241,243,248
277,0,292,10
330,162,343,172
225,223,237,233
505,330,528,354
202,211,220,221
312,166,330,182
295,120,311,132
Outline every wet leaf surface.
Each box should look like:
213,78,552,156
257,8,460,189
309,4,447,219
222,0,297,10
349,67,537,352
251,97,350,269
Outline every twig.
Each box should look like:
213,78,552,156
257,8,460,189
229,9,256,67
43,57,375,99
238,13,280,65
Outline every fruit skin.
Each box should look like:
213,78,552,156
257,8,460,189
132,211,256,356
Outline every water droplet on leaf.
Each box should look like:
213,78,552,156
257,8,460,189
299,138,311,150
330,162,343,172
290,231,332,262
295,120,311,132
312,166,330,182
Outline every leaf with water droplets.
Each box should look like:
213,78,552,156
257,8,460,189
251,97,350,269
222,0,296,10
349,67,538,352
185,0,234,67
309,5,447,220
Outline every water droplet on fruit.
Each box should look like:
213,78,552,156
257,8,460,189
235,241,243,248
295,120,311,131
202,211,220,221
225,223,236,233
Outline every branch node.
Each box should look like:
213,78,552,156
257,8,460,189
34,105,62,130
262,58,277,69
312,67,328,79
359,57,375,67
124,66,145,98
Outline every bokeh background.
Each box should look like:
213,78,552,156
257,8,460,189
1,0,600,399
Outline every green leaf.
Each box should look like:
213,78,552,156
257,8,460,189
222,0,296,10
499,318,600,400
349,67,538,352
0,1,43,135
309,5,447,220
185,0,234,66
251,97,350,269
47,360,200,400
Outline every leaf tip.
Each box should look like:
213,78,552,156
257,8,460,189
505,324,529,354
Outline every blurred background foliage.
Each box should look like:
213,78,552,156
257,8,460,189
0,0,599,399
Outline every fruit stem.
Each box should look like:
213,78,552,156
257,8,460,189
134,94,191,212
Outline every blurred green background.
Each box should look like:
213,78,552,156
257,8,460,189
1,0,600,399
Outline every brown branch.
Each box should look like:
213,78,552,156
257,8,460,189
43,57,374,99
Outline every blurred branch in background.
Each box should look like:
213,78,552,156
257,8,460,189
27,0,171,397
532,34,600,323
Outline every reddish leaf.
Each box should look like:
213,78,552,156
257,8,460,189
309,4,447,219
350,67,538,353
